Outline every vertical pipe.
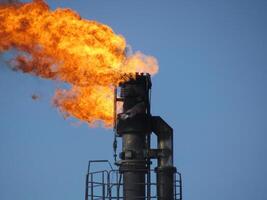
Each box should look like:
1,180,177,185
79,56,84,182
157,131,176,200
152,116,176,200
156,167,176,200
121,133,146,200
117,74,151,200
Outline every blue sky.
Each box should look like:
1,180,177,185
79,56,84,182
0,0,267,200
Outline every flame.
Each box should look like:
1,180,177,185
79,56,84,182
0,0,158,127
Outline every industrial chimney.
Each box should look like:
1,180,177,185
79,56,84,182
85,73,182,200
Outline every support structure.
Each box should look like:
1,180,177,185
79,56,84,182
84,73,182,200
115,73,177,200
116,74,151,200
152,116,176,200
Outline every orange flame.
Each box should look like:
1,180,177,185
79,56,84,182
0,0,158,127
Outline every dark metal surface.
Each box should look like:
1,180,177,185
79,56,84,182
152,116,176,200
116,74,151,200
85,73,182,200
152,116,174,167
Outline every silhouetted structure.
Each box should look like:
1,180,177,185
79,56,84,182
85,73,182,200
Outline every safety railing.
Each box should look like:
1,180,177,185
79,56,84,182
85,160,182,200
